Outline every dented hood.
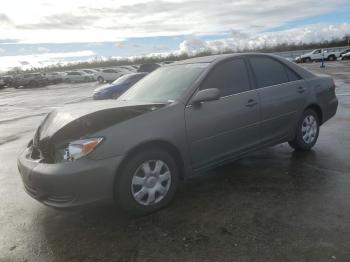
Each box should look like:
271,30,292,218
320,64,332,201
36,100,166,143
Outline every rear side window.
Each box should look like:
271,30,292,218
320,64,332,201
285,67,301,81
249,57,289,88
200,59,250,97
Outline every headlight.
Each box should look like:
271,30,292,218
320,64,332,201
61,137,104,161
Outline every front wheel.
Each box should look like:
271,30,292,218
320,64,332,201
289,109,320,151
115,148,179,215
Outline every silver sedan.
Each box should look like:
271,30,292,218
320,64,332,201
18,53,338,215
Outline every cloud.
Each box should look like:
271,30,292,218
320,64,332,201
0,13,12,26
0,50,95,71
1,0,349,43
37,47,50,52
176,23,350,55
0,38,19,44
16,14,100,30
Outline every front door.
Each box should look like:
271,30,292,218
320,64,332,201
185,58,261,169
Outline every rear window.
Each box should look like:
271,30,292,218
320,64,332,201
249,57,289,88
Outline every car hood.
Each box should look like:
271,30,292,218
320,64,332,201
35,100,166,145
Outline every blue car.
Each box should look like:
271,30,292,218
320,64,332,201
93,72,147,100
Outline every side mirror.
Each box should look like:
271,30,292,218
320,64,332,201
191,88,220,104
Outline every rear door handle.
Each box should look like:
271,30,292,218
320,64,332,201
297,86,305,93
246,99,258,107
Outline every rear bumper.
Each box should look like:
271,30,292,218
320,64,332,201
323,97,338,124
17,149,123,209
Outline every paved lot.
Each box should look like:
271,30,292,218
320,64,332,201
1,62,350,262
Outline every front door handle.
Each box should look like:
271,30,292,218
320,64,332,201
297,86,305,93
246,99,258,107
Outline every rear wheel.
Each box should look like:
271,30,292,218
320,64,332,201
28,80,38,88
304,57,311,63
115,148,179,215
288,109,320,151
328,55,336,61
98,76,104,83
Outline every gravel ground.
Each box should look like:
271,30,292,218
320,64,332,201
0,61,350,262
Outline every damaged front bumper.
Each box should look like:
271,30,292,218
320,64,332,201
17,148,123,209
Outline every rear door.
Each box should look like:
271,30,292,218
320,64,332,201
248,56,309,144
185,58,261,169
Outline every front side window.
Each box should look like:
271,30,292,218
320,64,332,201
200,59,250,97
249,57,289,88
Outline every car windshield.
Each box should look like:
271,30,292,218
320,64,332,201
112,74,137,85
119,63,208,103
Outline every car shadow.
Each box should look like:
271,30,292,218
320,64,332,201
35,144,336,261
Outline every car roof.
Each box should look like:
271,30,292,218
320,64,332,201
171,53,280,65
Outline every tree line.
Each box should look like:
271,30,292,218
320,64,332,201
7,35,350,74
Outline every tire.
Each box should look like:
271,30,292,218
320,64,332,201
288,109,320,151
65,78,71,83
28,80,38,88
115,148,179,215
328,55,336,61
304,57,311,63
111,92,120,99
98,76,104,83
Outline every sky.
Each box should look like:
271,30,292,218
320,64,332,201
0,0,350,71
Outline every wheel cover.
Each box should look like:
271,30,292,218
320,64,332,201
301,115,317,144
131,160,171,206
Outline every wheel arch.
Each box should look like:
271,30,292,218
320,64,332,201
305,103,323,125
116,140,186,181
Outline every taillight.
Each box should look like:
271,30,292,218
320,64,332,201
331,78,336,90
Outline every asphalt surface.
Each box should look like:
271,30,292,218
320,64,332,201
1,62,350,262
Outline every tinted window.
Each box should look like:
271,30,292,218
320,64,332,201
200,59,250,96
285,66,301,81
250,57,289,88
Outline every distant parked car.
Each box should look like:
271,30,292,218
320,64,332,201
95,68,126,83
339,48,350,56
81,69,99,80
12,73,48,88
137,63,160,73
0,75,14,87
64,71,93,83
0,77,6,88
46,72,67,84
340,51,350,60
295,49,342,63
82,69,99,76
338,49,350,61
93,73,147,100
